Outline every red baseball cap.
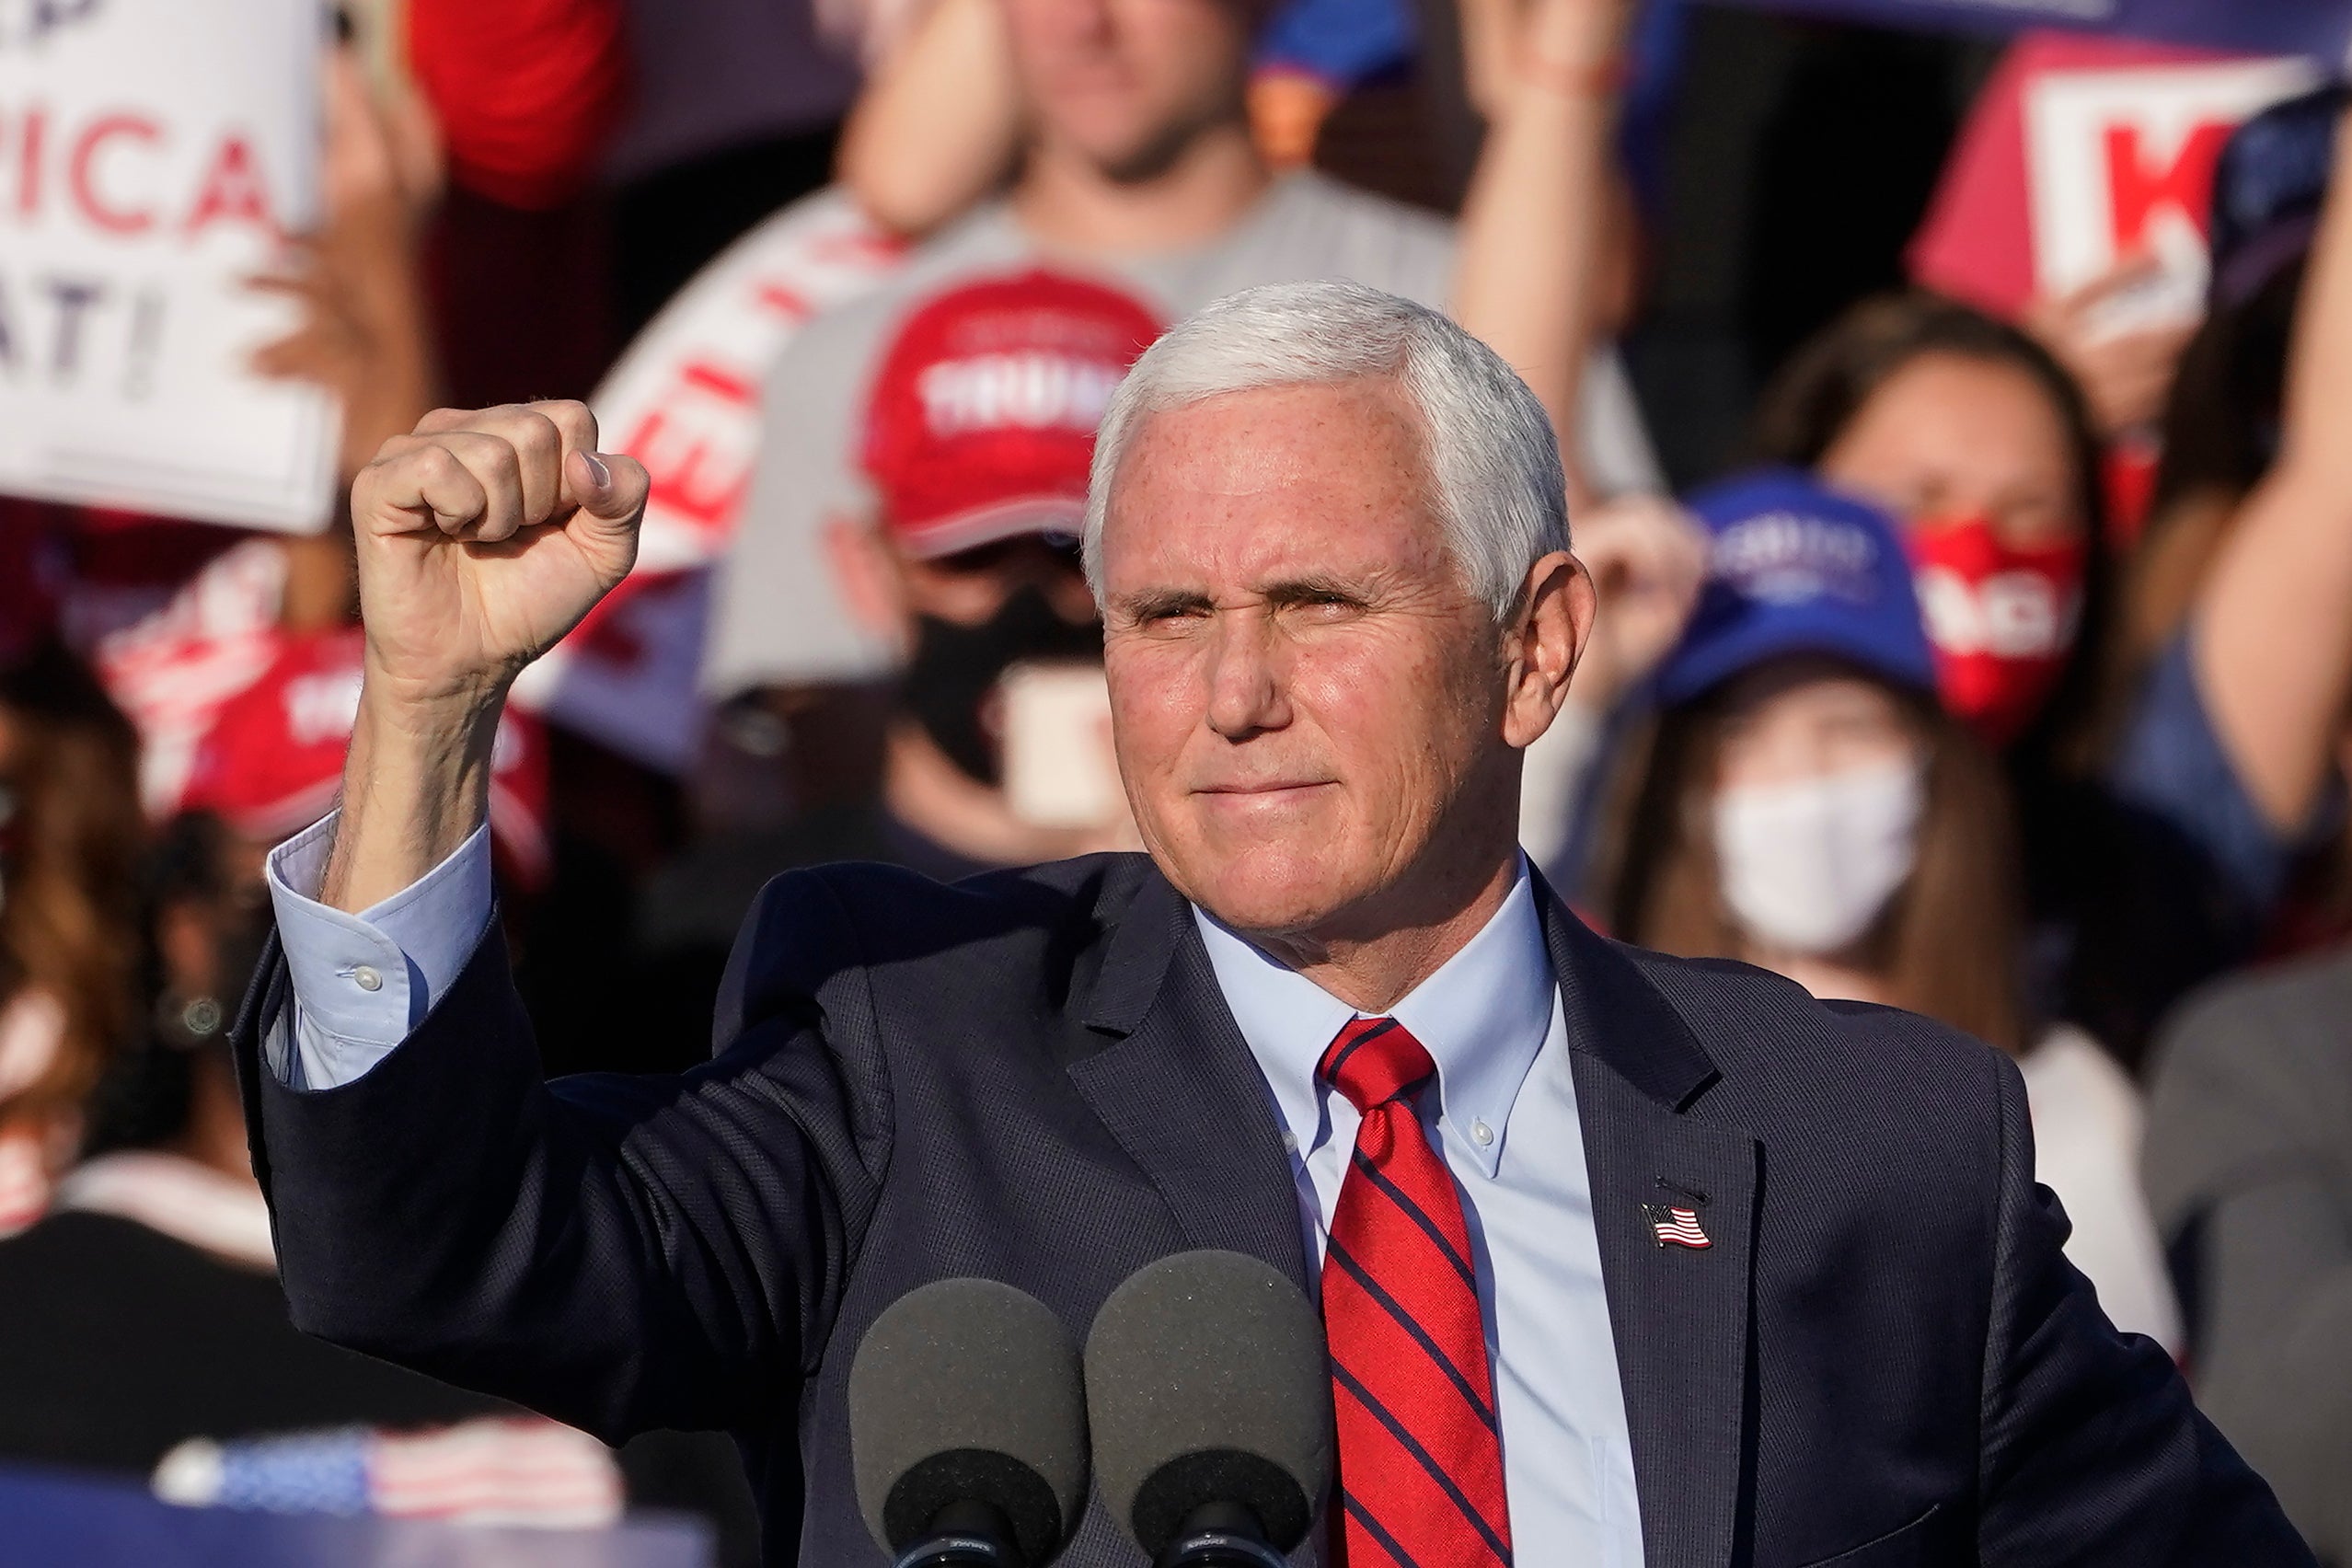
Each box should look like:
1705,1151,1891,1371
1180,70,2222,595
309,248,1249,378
180,628,551,888
860,270,1162,559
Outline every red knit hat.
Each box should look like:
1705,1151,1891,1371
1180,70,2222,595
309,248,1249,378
180,628,551,888
859,270,1161,559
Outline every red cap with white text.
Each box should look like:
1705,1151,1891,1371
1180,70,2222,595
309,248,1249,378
860,270,1162,559
180,628,551,888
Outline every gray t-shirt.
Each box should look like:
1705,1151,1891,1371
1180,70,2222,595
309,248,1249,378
702,171,1663,698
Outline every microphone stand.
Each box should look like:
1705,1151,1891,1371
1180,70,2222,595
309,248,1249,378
892,1501,1024,1568
1155,1503,1291,1568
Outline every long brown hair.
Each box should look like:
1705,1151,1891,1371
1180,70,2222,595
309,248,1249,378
0,643,144,1133
1606,667,2029,1054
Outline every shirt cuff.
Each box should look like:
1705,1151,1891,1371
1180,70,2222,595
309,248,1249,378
265,813,496,1087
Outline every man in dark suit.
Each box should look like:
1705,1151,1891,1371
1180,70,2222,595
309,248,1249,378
234,281,2309,1566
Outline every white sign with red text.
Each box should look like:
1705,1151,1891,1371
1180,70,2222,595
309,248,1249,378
1910,35,2323,326
507,189,906,773
0,0,336,532
2025,55,2319,305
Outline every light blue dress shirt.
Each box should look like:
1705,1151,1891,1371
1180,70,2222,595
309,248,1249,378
1194,870,1643,1567
266,826,1643,1565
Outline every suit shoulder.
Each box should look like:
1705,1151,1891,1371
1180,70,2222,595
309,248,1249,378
1612,941,2009,1116
1603,945,2021,1259
742,853,1154,964
713,854,1156,1050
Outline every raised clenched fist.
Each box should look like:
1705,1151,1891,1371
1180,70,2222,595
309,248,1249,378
349,401,651,713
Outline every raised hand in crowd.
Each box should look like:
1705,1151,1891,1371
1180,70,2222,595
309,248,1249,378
1518,489,1705,873
323,405,646,911
2181,109,2352,836
1559,490,1708,712
836,0,1020,237
2026,256,2200,438
1452,0,1641,504
2137,110,2352,1531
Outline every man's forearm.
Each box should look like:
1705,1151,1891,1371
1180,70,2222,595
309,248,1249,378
319,686,508,914
321,400,646,914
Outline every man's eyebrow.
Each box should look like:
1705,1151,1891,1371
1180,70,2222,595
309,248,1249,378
1111,575,1384,619
1260,573,1372,606
1111,586,1215,620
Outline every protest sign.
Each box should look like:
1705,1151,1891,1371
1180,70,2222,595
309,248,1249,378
1910,32,2317,318
506,190,906,774
2026,52,2322,298
1704,0,2352,63
0,0,338,533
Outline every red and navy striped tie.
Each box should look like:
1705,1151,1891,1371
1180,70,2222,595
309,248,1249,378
1319,1016,1512,1567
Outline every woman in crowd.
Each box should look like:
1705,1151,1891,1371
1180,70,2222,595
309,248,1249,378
1608,469,2180,1349
0,797,650,1534
0,662,760,1562
0,806,522,1475
1749,285,2270,1066
0,645,144,1237
1755,294,2106,755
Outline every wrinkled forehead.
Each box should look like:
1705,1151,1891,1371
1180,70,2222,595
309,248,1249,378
1096,380,1447,593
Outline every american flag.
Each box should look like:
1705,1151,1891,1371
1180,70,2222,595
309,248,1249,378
1643,1203,1712,1250
152,1418,624,1528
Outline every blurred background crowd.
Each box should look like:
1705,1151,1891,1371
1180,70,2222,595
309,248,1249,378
3,0,2352,1560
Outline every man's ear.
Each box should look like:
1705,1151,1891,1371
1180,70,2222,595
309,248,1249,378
1500,551,1595,749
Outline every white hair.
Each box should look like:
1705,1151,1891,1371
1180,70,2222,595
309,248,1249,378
1081,280,1569,622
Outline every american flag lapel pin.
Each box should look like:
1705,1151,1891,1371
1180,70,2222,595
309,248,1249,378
1643,1187,1712,1250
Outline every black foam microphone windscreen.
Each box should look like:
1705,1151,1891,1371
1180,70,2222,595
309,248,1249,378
848,1278,1090,1564
1084,1251,1335,1555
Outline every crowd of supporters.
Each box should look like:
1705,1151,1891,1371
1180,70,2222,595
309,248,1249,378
2,0,2350,1561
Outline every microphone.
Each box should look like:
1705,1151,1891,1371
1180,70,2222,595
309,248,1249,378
848,1278,1090,1568
1084,1251,1334,1568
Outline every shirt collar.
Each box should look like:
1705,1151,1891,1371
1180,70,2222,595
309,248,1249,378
1192,861,1557,1179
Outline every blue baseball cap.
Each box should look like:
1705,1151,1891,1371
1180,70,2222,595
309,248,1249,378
1653,467,1936,708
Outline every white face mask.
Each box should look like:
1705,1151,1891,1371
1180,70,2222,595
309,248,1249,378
1712,757,1925,956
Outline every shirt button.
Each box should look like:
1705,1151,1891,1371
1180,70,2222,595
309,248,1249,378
1470,1119,1495,1147
352,964,384,993
1280,1131,1299,1154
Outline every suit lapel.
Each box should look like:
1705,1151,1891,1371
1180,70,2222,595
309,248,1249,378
1545,892,1758,1568
1070,868,1325,1565
1070,867,1314,1298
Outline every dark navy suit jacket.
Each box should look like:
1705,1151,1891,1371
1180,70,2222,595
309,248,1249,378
232,853,2312,1566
